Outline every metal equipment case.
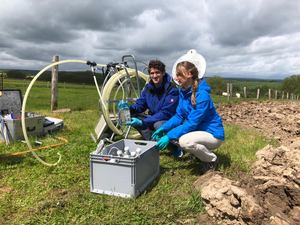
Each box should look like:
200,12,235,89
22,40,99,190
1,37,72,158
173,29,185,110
43,117,64,135
0,89,44,141
90,139,159,198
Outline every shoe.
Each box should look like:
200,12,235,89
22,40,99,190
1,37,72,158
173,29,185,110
199,157,219,175
184,154,197,163
172,146,183,157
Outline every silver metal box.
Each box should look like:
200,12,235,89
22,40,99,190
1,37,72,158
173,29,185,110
0,89,44,141
90,139,159,198
43,117,64,135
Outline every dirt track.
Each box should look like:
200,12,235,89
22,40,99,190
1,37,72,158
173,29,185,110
192,101,300,224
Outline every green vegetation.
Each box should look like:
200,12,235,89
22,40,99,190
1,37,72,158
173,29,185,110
206,76,227,95
0,79,277,224
281,75,300,95
229,80,281,89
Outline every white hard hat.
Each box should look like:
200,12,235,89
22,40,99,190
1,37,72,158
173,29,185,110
172,49,207,82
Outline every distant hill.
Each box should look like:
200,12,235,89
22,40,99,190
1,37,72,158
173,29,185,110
0,69,49,76
206,76,283,82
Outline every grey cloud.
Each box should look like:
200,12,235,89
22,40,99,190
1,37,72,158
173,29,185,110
0,0,300,79
206,1,300,47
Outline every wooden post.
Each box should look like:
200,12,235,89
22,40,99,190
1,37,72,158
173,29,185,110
227,83,230,100
268,89,271,99
51,55,59,111
229,83,233,99
244,87,247,98
83,83,85,88
282,91,284,99
257,89,260,99
275,91,277,99
287,92,289,100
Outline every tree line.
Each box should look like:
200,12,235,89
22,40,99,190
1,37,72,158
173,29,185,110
6,70,105,84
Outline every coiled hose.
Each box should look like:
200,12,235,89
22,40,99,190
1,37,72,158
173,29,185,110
21,60,106,166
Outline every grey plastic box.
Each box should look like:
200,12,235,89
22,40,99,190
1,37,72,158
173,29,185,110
90,139,159,198
0,89,44,141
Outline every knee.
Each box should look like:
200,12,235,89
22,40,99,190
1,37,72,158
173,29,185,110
179,137,195,149
153,121,166,130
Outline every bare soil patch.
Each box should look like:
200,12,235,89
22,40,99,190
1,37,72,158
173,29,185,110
192,101,300,224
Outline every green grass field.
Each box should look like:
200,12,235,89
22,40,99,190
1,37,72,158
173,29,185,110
230,80,282,90
0,79,275,224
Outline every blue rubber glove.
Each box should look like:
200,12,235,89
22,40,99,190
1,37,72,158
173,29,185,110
124,117,143,126
156,135,170,150
151,127,165,141
117,101,130,109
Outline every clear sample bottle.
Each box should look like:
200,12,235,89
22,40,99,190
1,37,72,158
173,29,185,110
118,100,131,124
124,146,130,158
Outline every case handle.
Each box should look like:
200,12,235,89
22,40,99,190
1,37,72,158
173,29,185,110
27,126,36,132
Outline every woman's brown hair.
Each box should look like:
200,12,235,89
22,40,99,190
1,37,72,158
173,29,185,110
176,61,199,107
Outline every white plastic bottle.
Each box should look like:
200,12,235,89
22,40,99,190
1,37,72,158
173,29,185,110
136,148,141,156
117,150,123,157
118,101,131,124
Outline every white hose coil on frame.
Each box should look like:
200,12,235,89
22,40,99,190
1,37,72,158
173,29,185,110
101,68,148,135
21,60,106,166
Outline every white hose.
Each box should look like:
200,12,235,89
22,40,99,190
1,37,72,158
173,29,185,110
101,68,148,135
21,59,106,166
93,76,107,111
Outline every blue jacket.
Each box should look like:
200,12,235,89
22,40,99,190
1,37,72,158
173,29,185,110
161,78,225,140
130,72,179,128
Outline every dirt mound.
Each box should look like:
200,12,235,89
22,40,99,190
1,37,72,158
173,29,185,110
192,101,300,224
218,101,300,146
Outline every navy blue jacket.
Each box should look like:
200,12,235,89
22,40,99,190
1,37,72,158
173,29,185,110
130,72,179,127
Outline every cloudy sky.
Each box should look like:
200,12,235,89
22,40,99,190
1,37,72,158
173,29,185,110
1,0,300,79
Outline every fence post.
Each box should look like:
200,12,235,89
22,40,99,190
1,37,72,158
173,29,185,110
257,89,260,99
282,91,284,99
230,83,233,99
287,92,289,100
244,87,247,98
83,83,85,88
51,55,59,111
275,91,277,99
227,83,230,100
268,89,271,99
